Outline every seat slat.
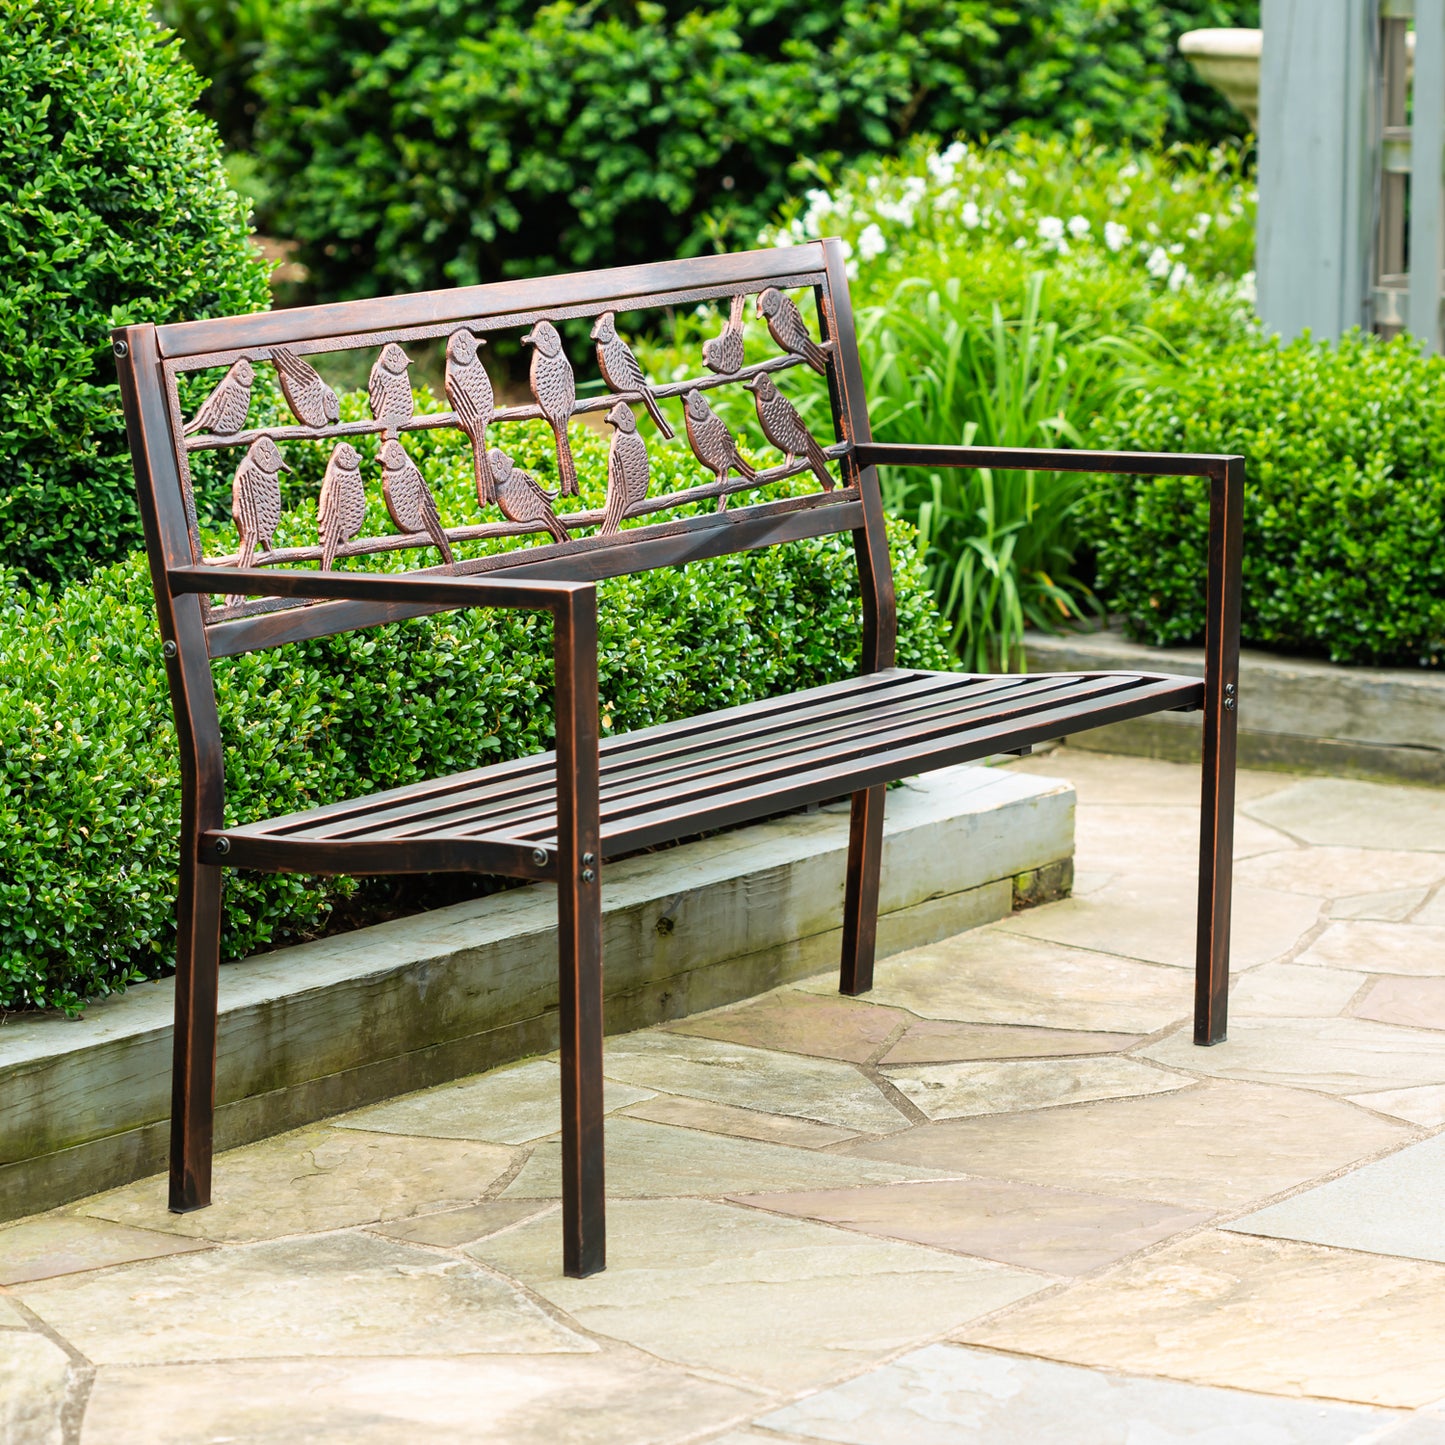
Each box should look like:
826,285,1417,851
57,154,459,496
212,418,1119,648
226,669,1202,861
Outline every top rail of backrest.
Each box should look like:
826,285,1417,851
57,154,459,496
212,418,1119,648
123,241,881,659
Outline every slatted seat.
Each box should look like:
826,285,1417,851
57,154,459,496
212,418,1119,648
219,668,1204,868
115,239,1243,1280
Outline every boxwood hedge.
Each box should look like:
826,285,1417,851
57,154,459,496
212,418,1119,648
1,420,950,1015
1085,331,1445,668
1,0,271,587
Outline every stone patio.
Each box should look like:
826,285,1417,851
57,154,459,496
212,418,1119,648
4,748,1445,1443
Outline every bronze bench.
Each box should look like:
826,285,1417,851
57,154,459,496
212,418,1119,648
113,241,1242,1278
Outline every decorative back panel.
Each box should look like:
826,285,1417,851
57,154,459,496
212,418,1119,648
133,243,879,657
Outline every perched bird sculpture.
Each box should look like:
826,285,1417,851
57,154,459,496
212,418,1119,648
701,294,746,376
443,327,497,503
183,358,254,437
590,312,674,439
486,449,569,544
271,346,340,430
683,390,756,510
520,319,579,496
368,343,415,437
380,438,453,563
745,373,835,493
600,401,650,535
317,441,366,571
757,287,828,375
230,435,289,591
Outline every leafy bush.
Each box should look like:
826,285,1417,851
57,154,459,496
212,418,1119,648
0,0,270,589
0,417,949,1015
1085,331,1445,667
250,0,1257,300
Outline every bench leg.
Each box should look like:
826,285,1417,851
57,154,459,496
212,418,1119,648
840,785,886,996
169,856,223,1212
558,866,606,1278
1195,721,1237,1045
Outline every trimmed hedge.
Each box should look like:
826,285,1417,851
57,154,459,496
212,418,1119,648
0,0,271,587
251,0,1257,301
1085,331,1445,668
1,420,950,1015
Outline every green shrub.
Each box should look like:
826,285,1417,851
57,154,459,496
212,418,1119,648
250,0,1257,301
0,0,270,588
0,415,949,1015
1085,331,1445,667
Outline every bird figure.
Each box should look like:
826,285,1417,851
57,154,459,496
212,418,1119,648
590,312,674,439
368,343,415,437
271,346,340,430
380,438,453,564
317,441,366,571
520,319,579,496
745,373,835,493
230,435,289,578
443,327,497,503
683,389,756,511
756,287,829,375
183,357,254,437
486,448,569,544
701,293,746,376
601,401,650,535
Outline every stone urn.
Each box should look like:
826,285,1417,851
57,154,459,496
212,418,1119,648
1179,28,1262,129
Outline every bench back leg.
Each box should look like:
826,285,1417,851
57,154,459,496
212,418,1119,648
169,854,223,1211
840,784,887,996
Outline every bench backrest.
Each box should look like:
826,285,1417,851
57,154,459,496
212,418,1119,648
114,242,899,799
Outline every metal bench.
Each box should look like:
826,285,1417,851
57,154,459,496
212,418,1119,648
113,240,1242,1278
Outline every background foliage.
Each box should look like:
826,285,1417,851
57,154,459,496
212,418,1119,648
1088,332,1445,668
1,0,271,588
240,0,1259,300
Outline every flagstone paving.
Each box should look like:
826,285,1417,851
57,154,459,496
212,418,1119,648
4,748,1445,1442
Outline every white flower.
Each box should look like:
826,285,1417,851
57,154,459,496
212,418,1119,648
1186,211,1213,240
1119,161,1140,180
1145,245,1172,279
1237,269,1257,303
1037,215,1066,245
961,201,982,229
1104,220,1129,253
1067,215,1091,239
857,223,887,262
1006,169,1025,190
1168,261,1190,292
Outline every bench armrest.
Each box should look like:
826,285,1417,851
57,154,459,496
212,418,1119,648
169,565,604,882
852,442,1238,479
167,565,590,616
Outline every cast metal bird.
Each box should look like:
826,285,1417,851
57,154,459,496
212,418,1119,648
520,319,579,496
317,441,366,571
487,448,569,544
756,287,828,375
231,435,289,574
380,438,453,563
271,346,340,430
600,401,650,535
183,357,254,437
701,293,746,376
368,342,415,437
590,311,674,438
443,327,497,503
683,389,756,511
745,373,834,493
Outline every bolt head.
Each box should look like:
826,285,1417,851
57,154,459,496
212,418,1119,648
215,837,231,855
113,338,128,358
581,868,597,883
531,847,548,867
162,640,177,659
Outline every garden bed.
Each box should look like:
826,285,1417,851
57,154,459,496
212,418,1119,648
1027,627,1445,785
0,764,1073,1221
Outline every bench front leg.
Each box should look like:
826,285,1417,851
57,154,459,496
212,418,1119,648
553,586,606,1277
1195,456,1244,1044
840,785,886,995
169,846,223,1211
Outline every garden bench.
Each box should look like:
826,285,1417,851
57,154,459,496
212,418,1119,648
113,240,1242,1278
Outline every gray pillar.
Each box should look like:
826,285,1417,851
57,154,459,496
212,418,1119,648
1411,0,1445,351
1258,0,1375,341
